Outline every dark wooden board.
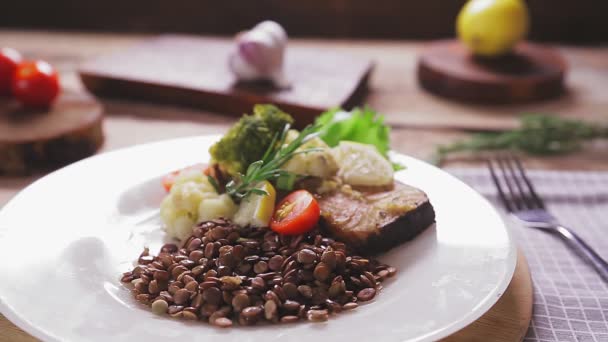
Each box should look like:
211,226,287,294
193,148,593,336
0,92,104,175
417,39,567,104
78,35,373,126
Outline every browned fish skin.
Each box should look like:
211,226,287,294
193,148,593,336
317,181,435,254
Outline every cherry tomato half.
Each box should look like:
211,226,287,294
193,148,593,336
12,60,60,108
0,48,22,96
270,190,320,235
162,163,208,192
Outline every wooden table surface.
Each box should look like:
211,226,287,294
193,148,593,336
0,30,606,341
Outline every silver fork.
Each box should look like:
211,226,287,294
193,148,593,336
488,154,608,281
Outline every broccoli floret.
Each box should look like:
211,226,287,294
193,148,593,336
209,104,294,175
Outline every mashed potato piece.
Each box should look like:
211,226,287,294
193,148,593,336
280,130,338,179
332,141,393,186
160,172,237,241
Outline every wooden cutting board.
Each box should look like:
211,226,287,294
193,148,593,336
418,39,567,104
78,35,373,127
0,92,104,175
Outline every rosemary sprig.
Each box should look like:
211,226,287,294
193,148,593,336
434,114,608,165
206,175,221,194
225,124,322,201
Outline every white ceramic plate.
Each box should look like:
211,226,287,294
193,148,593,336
0,136,516,342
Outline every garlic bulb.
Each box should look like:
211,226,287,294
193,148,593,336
228,20,290,88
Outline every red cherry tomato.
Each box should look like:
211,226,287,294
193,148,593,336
12,60,60,108
162,163,208,192
0,48,22,96
270,190,320,235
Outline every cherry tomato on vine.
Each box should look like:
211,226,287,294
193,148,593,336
270,190,320,235
12,60,60,108
0,48,22,96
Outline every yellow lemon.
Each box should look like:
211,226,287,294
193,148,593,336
457,0,529,56
233,181,277,227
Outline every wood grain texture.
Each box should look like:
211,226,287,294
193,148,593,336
2,31,607,133
0,0,607,43
78,35,372,126
0,318,36,342
0,31,606,201
418,40,567,103
2,29,607,342
0,92,104,175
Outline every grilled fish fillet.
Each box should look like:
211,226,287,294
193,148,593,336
316,181,435,254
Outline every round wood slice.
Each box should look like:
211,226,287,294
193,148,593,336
417,39,567,103
0,92,104,175
443,249,533,341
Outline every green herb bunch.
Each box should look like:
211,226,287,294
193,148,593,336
315,107,404,170
223,124,321,202
435,114,608,164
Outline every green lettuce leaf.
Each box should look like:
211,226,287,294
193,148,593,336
315,107,404,170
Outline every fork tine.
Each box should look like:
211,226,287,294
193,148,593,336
501,155,536,210
487,159,514,212
495,156,525,211
511,155,546,209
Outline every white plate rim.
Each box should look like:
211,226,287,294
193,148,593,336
0,135,517,342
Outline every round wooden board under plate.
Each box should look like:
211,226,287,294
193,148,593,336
418,39,567,103
0,92,104,175
442,249,533,342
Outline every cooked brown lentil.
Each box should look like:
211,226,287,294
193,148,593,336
122,218,395,327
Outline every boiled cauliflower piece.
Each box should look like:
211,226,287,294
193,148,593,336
169,181,215,213
160,172,237,241
198,194,238,222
